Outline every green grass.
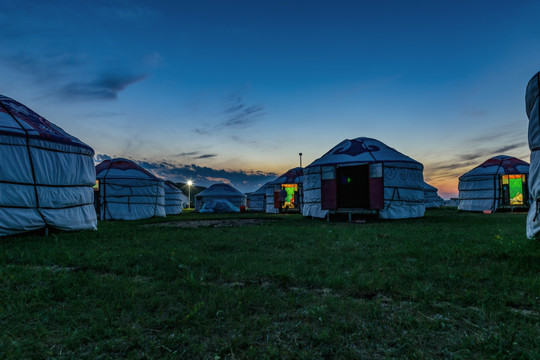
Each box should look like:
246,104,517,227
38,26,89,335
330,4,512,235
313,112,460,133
0,209,539,359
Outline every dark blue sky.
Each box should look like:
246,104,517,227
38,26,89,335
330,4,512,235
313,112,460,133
1,0,539,196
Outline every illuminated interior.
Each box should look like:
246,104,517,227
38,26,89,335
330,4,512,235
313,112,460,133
93,180,99,190
281,184,298,208
501,174,525,205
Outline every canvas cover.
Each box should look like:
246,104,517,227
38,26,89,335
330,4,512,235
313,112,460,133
526,71,540,238
96,158,165,220
248,182,270,212
265,167,304,214
0,94,97,236
458,155,529,212
424,182,444,208
199,199,240,213
195,183,246,211
164,180,183,215
303,137,425,219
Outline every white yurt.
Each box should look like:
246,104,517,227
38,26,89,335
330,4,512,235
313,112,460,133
423,182,444,209
303,137,425,219
164,181,183,215
458,155,529,212
248,182,271,212
265,167,304,214
95,158,165,220
195,183,246,212
0,94,97,236
526,71,540,238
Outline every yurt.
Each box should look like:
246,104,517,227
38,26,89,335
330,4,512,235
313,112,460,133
164,180,183,215
458,155,529,212
265,167,304,213
303,137,425,219
195,183,246,212
423,182,444,209
248,182,271,212
526,71,540,238
0,94,97,236
95,158,165,220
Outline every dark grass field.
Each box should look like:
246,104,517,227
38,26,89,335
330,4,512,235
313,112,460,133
0,208,539,359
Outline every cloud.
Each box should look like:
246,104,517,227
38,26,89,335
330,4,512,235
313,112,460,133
59,72,147,100
194,93,266,135
175,151,217,159
94,153,112,163
97,155,277,192
3,52,84,83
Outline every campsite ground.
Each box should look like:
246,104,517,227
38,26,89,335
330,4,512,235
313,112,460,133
0,209,539,359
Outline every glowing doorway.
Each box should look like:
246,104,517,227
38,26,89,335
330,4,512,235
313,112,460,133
501,174,526,205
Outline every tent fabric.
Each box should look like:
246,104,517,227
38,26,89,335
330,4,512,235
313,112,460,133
248,182,270,212
526,71,540,238
95,158,165,220
164,181,183,215
303,137,425,220
423,182,444,208
0,94,97,236
199,199,240,213
265,167,303,214
458,155,529,212
195,183,246,211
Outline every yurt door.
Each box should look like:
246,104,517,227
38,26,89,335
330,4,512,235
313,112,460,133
321,166,337,210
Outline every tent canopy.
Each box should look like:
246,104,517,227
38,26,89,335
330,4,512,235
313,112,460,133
96,158,161,180
303,137,424,220
269,167,304,184
95,158,165,220
196,183,245,198
0,94,93,154
307,137,422,169
458,155,529,213
459,155,529,179
0,94,97,236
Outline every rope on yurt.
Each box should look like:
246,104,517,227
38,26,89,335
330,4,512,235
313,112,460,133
362,139,378,162
0,101,48,228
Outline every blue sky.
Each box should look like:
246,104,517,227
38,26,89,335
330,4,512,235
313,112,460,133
1,0,539,197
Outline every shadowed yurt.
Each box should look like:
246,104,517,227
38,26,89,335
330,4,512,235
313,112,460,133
526,71,540,238
458,155,529,212
248,181,271,212
195,183,246,212
95,158,165,220
423,182,444,209
0,94,97,236
303,137,425,219
164,181,184,215
265,167,304,214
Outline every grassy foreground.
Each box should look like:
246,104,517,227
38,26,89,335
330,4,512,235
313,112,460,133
0,209,539,359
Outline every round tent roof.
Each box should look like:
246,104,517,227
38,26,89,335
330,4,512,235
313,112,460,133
0,94,93,154
269,167,303,185
196,183,246,198
423,182,439,192
96,158,162,181
459,155,529,179
306,137,422,169
164,180,182,193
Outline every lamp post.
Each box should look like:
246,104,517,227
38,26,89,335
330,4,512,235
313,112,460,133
187,180,193,209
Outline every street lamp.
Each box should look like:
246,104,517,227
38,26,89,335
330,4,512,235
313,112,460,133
187,180,193,209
